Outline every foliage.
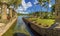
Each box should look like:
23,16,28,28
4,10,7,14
38,0,51,12
33,12,40,16
38,0,50,5
51,5,55,12
27,18,55,27
13,0,21,8
38,0,51,18
0,0,22,8
43,15,48,19
31,12,55,19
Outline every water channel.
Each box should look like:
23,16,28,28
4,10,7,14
14,16,34,36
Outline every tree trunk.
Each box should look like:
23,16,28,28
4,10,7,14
9,8,12,18
40,5,42,18
0,5,1,19
1,3,7,20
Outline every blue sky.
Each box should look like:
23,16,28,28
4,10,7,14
17,0,55,14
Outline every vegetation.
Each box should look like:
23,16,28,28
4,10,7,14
27,11,55,27
30,12,55,19
38,0,50,16
1,0,22,36
27,18,55,27
1,0,55,35
0,0,22,9
51,4,55,15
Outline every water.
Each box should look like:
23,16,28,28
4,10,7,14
14,16,34,36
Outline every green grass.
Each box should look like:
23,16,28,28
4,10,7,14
27,18,55,27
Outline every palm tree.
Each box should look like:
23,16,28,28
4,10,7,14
51,4,55,15
46,0,50,12
13,0,22,9
38,0,47,18
38,0,51,19
0,0,22,20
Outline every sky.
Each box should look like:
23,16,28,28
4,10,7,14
16,0,55,14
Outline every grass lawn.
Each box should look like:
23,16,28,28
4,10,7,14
27,18,55,27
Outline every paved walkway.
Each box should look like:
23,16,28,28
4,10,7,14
0,17,17,36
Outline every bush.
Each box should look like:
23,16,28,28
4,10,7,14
43,15,48,19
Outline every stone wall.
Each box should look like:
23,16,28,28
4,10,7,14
23,18,60,36
55,0,60,22
31,23,60,36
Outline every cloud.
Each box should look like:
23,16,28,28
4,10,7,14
27,2,32,7
16,5,29,14
49,4,52,7
34,0,38,5
16,0,33,14
18,12,29,14
22,0,32,10
18,6,24,11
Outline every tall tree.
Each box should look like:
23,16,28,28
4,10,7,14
0,0,22,20
38,0,46,18
51,4,55,15
13,0,22,9
38,0,51,18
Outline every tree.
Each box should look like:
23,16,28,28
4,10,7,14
38,0,48,18
0,0,22,20
0,0,22,9
51,4,55,15
13,0,22,9
38,0,51,19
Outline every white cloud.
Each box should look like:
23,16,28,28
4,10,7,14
34,0,38,5
19,12,29,14
16,0,32,14
18,6,24,11
22,0,26,10
27,2,32,7
22,0,32,10
16,6,29,14
49,4,52,7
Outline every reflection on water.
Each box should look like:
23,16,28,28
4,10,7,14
14,16,34,36
13,33,27,36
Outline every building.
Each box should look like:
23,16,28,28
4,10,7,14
55,0,60,22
